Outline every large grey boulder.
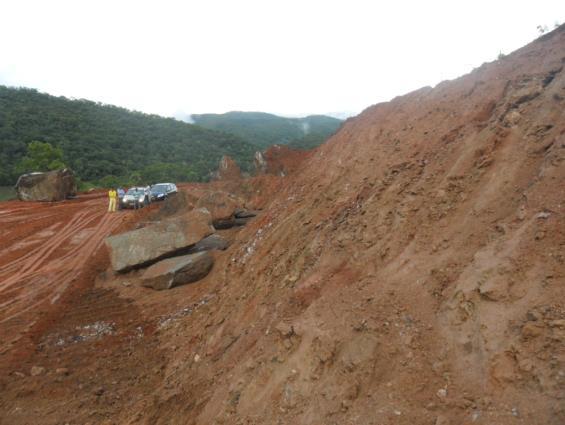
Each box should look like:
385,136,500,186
186,234,230,254
141,252,214,290
15,169,77,202
195,191,242,229
105,208,214,272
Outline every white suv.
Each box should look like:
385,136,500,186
122,186,151,209
152,183,178,195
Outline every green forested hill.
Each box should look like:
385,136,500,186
0,86,257,186
191,111,342,149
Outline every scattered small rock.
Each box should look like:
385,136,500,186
516,207,527,221
55,367,70,375
521,322,544,338
93,387,105,396
275,322,295,338
30,366,46,376
536,211,551,219
435,414,450,425
550,319,565,329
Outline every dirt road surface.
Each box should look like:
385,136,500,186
0,193,144,358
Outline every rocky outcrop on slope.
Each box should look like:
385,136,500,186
253,151,268,174
105,208,214,272
195,191,246,229
211,155,242,181
141,252,214,290
15,168,76,202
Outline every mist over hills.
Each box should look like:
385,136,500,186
191,111,342,149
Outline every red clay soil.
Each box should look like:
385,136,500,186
261,144,313,176
1,27,564,425
0,193,156,361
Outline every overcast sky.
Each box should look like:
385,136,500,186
0,0,563,119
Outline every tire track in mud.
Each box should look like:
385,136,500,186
0,210,93,282
0,196,129,353
0,198,108,272
0,212,64,242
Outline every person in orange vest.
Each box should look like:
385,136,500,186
108,188,117,213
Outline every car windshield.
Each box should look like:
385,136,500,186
151,186,166,194
126,189,142,195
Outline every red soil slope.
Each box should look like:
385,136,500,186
1,27,564,425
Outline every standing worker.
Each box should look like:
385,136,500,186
117,187,125,210
108,188,117,213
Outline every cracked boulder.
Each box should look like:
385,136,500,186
15,168,77,202
141,252,214,290
186,234,230,254
106,208,214,272
195,191,243,229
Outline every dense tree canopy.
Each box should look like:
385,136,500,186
16,141,66,174
191,111,342,149
0,86,256,186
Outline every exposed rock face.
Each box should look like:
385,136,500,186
186,234,230,254
105,208,214,272
213,155,242,181
141,252,214,290
15,169,77,202
253,145,308,176
195,191,242,229
253,151,268,174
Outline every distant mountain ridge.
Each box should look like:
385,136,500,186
191,111,342,149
